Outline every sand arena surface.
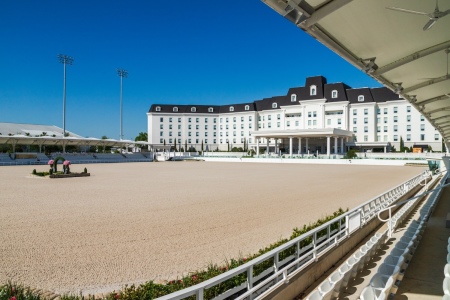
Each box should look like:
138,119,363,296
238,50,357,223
0,162,423,295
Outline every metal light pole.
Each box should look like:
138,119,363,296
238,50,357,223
117,68,128,140
58,54,74,138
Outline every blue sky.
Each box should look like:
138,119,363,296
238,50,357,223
0,1,381,140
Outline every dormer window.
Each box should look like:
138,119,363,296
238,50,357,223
291,94,297,102
244,105,250,111
272,103,277,109
310,85,317,96
155,106,161,112
358,95,364,102
331,90,338,99
173,107,178,112
229,106,234,112
191,107,196,112
208,107,214,112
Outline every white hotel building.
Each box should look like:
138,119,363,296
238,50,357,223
147,76,442,155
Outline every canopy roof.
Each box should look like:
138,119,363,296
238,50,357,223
262,0,450,145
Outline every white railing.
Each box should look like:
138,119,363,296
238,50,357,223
156,171,428,300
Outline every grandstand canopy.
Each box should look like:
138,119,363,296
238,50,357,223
0,122,150,150
262,0,450,146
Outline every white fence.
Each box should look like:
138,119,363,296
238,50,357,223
357,152,445,160
156,171,427,300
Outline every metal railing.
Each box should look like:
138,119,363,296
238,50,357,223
156,171,428,300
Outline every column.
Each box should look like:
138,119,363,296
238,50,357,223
327,136,331,157
298,137,302,155
384,146,387,153
340,137,344,154
266,138,270,155
289,137,293,158
334,137,338,154
306,138,309,154
256,138,260,156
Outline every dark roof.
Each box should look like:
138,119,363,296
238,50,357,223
219,103,256,114
149,76,405,113
346,88,375,103
370,87,403,103
324,83,350,103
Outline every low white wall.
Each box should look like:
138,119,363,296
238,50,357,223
202,152,247,158
356,152,445,159
198,157,429,166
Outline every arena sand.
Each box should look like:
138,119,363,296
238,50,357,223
0,162,423,295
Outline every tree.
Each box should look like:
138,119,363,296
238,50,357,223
135,132,148,142
201,140,204,152
174,138,177,151
399,136,405,152
185,140,187,152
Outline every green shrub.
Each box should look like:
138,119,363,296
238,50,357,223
344,149,358,159
32,169,36,175
84,167,87,173
49,169,53,175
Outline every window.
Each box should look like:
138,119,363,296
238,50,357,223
233,117,236,122
241,117,244,122
160,124,163,129
353,109,357,116
393,107,397,113
313,111,317,117
407,125,411,132
160,117,163,122
272,102,277,109
205,139,208,143
229,106,234,112
287,121,291,127
377,108,380,115
421,134,425,141
308,112,312,118
196,118,199,123
295,121,299,126
196,139,199,143
241,124,244,129
220,118,223,123
327,119,331,125
276,114,280,120
406,135,411,141
377,126,381,133
337,119,341,125
268,115,272,121
407,115,411,122
178,132,181,137
310,85,317,96
156,106,161,111
364,117,368,124
169,132,172,136
358,95,364,102
208,107,214,113
394,135,398,141
169,125,172,130
313,120,317,125
249,116,252,121
160,138,163,143
214,139,216,143
213,118,217,123
308,120,311,125
178,125,181,129
191,107,196,112
196,132,199,137
226,118,229,123
213,132,216,137
160,131,163,136
364,126,368,133
268,122,272,128
205,118,208,123
393,116,398,123
245,105,250,111
188,139,192,143
377,118,380,123
233,124,236,129
377,135,381,141
241,131,244,136
364,135,368,141
178,139,181,143
364,108,368,115
384,117,388,124
188,132,191,136
291,94,297,102
169,139,173,143
233,131,236,136
420,115,425,121
226,125,229,130
331,90,338,98
384,126,388,132
188,125,191,130
384,108,388,114
394,125,398,132
353,118,357,125
407,106,411,112
178,118,181,122
195,125,199,130
420,124,425,131
277,122,281,127
205,125,208,130
188,118,192,123
353,127,357,133
435,134,440,141
249,124,252,129
173,107,178,112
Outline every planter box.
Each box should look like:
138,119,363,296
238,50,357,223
49,173,90,179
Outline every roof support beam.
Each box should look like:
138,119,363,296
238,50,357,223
303,0,353,27
402,75,450,94
425,107,450,115
434,115,450,123
373,40,450,76
416,93,450,107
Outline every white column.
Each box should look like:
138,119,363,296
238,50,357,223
340,137,344,154
327,136,331,157
298,137,302,154
289,137,293,157
266,138,270,155
334,137,338,154
256,139,260,156
306,138,309,154
384,146,387,153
